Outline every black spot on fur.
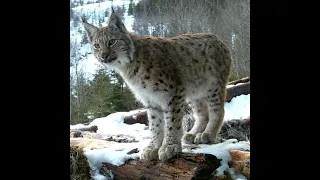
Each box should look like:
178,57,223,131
169,85,174,89
169,127,172,131
192,58,198,63
159,79,164,83
145,75,150,80
151,116,156,119
133,67,139,75
176,96,183,100
142,81,146,88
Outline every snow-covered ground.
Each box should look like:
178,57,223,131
70,94,250,180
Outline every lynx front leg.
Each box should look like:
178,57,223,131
140,107,164,161
158,95,185,162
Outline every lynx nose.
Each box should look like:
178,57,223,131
101,52,109,59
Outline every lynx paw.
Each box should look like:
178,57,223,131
158,144,182,162
140,147,159,161
182,133,196,144
194,132,221,144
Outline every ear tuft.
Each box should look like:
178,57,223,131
81,17,99,43
108,11,127,32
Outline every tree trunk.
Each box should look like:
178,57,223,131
226,82,250,102
103,153,221,180
228,77,250,85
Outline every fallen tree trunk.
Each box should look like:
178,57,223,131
226,82,250,102
103,153,221,180
228,77,250,85
71,125,98,132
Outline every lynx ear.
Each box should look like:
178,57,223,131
81,15,99,42
108,11,127,33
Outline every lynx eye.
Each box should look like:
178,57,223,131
93,43,100,49
108,39,117,46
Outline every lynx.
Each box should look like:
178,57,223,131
81,11,232,162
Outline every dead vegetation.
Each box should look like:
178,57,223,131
70,146,91,180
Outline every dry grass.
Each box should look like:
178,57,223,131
70,146,91,180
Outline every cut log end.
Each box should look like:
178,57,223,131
229,150,250,179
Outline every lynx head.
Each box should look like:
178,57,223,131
81,12,134,69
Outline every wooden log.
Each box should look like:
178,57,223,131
229,150,250,179
226,82,250,102
123,111,148,125
103,153,221,180
71,125,98,132
228,77,250,85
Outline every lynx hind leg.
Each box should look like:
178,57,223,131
140,107,164,161
182,99,209,144
194,83,226,144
